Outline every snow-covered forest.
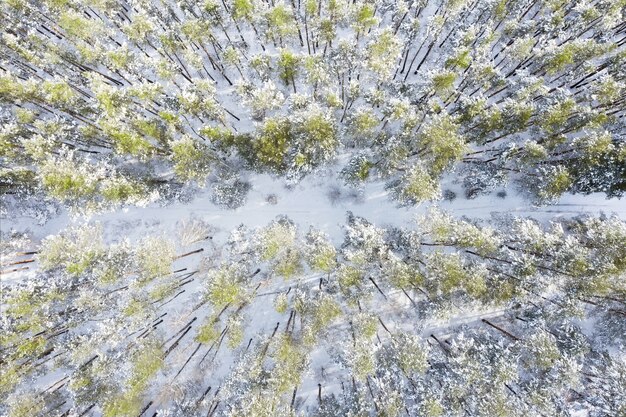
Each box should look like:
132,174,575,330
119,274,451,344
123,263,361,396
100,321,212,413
1,0,625,415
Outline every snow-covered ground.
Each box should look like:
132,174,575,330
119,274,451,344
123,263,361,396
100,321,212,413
6,162,625,247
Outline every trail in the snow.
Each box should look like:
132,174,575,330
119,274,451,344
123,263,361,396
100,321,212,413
5,165,625,247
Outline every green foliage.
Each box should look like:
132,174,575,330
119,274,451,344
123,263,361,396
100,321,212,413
259,219,297,260
103,344,163,417
180,19,212,42
59,11,98,39
293,106,338,169
353,313,378,339
394,333,429,374
200,126,236,144
546,46,575,74
124,13,154,41
350,108,380,137
37,151,148,207
223,46,240,68
427,252,487,297
2,3,626,414
546,40,609,74
39,156,97,201
594,76,622,105
5,0,26,10
106,46,133,71
38,224,104,274
400,165,440,203
171,137,212,182
136,237,175,282
227,315,244,349
0,74,23,100
4,289,53,321
203,0,221,19
149,281,178,301
123,298,148,317
206,266,245,306
271,335,308,393
0,129,18,158
196,317,221,344
266,4,296,40
319,19,336,43
504,102,533,132
103,394,143,417
337,264,363,291
101,177,146,203
538,165,572,201
354,158,373,181
254,117,291,171
432,71,456,93
159,111,180,126
274,293,289,313
304,0,317,15
17,134,49,162
273,248,303,278
133,118,165,141
350,342,375,381
93,83,130,117
445,49,471,69
367,29,402,79
421,209,501,255
233,0,254,20
0,364,21,396
383,256,424,288
131,345,164,387
310,295,341,333
108,128,155,158
421,397,444,417
353,4,377,33
42,79,75,105
522,332,561,370
15,336,47,359
278,49,299,86
521,140,548,163
305,229,337,273
541,99,576,134
420,114,467,174
8,394,44,417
